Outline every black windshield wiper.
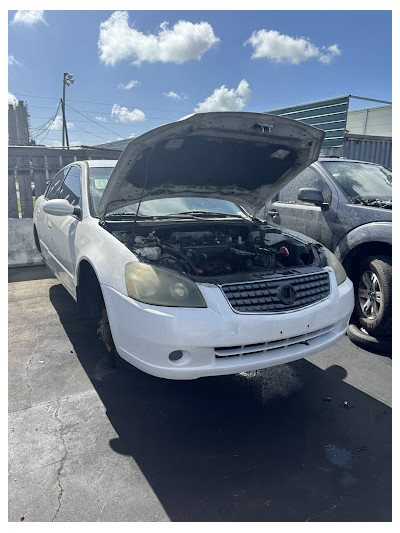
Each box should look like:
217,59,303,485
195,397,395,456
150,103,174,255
364,199,392,209
349,196,392,209
174,210,246,218
105,212,201,220
105,212,155,219
104,211,248,221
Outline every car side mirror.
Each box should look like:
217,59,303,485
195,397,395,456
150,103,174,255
298,188,328,208
43,199,81,218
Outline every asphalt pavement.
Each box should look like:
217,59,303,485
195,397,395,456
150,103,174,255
8,265,392,522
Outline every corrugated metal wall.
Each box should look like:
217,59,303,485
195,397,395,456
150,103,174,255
265,96,350,148
320,134,392,169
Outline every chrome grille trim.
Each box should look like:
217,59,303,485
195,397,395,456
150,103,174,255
219,271,331,314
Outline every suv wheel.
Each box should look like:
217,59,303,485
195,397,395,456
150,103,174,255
347,323,391,354
354,256,391,336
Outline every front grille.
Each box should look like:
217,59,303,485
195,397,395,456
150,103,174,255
220,271,330,313
215,326,333,358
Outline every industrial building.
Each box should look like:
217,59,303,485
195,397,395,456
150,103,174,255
265,96,392,169
8,100,33,146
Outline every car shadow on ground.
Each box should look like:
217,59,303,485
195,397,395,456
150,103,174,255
49,283,391,522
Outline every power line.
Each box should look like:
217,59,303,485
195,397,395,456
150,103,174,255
66,103,126,137
14,92,193,114
28,104,183,123
36,118,61,145
33,101,63,144
72,123,113,143
29,115,142,126
30,100,62,136
26,97,181,145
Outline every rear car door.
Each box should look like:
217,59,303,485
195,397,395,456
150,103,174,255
265,165,339,250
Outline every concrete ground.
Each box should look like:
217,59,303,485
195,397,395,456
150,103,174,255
8,266,392,522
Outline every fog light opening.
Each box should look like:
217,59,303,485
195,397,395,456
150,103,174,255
169,350,183,362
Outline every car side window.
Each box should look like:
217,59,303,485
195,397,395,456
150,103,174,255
276,167,331,205
58,166,81,206
46,169,65,200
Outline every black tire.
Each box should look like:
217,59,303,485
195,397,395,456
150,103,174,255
97,307,118,368
347,323,392,355
33,226,41,253
353,255,391,336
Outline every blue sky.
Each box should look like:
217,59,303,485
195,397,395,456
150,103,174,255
8,8,392,147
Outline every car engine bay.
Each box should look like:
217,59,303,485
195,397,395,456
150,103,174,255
104,219,326,282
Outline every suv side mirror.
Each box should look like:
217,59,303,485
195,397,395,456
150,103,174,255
298,188,328,208
43,199,81,218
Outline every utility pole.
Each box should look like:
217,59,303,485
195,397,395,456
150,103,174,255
61,72,74,148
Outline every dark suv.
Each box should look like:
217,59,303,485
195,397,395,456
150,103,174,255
264,157,392,350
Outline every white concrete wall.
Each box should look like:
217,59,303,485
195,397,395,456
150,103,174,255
8,218,44,267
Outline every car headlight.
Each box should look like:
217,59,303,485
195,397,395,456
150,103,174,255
324,248,347,286
125,262,207,307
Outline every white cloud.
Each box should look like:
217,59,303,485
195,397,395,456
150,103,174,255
194,79,251,113
98,10,219,66
49,115,74,131
246,29,341,65
95,116,107,122
8,92,18,105
111,104,146,123
118,80,140,90
318,44,341,64
8,55,21,66
12,10,47,26
163,91,188,100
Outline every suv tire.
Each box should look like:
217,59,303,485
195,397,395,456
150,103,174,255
347,323,392,354
354,255,391,336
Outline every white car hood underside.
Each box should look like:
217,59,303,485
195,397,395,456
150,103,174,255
97,112,325,218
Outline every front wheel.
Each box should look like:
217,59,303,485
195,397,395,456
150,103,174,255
97,307,117,368
354,256,391,336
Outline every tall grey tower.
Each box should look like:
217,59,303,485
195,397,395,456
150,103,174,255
8,100,31,145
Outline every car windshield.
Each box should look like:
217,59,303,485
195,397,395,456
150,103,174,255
88,167,245,218
320,161,392,202
88,167,115,216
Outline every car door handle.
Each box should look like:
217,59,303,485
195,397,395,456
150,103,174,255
47,220,52,229
267,209,279,218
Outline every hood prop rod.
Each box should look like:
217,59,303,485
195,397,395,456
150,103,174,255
132,147,152,240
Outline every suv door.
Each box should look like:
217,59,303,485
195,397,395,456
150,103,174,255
265,165,339,249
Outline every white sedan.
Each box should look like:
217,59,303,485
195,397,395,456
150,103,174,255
33,112,354,379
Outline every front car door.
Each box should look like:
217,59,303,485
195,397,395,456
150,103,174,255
47,165,82,296
265,165,339,250
36,168,67,271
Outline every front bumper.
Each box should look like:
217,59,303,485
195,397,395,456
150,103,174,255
101,271,354,380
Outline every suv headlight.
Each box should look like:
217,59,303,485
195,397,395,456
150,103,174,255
324,248,347,286
125,262,207,307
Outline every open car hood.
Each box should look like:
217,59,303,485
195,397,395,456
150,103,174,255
97,112,325,218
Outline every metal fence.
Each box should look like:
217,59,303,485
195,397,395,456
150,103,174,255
8,146,122,218
319,134,392,169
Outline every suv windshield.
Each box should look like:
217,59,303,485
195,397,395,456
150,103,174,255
88,167,244,218
321,161,392,202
